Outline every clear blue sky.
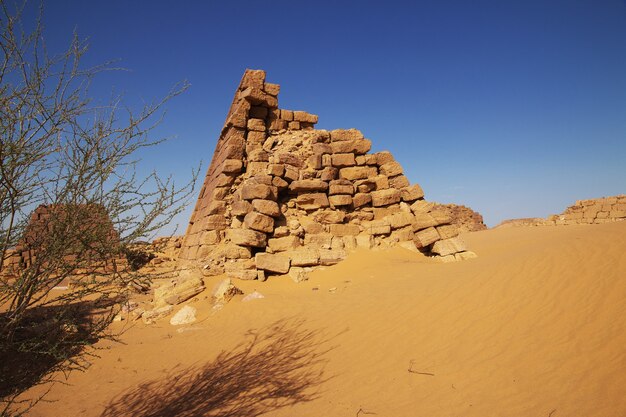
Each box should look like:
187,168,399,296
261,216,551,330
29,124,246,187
28,0,626,230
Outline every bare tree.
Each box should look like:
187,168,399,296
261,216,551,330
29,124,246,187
0,2,198,414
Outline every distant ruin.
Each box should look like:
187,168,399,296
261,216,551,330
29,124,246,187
497,195,626,228
178,69,475,282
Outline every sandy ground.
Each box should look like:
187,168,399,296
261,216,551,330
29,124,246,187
23,221,626,417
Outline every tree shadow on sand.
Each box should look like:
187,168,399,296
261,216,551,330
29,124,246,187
100,318,337,417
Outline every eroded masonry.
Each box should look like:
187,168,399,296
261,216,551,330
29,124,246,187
178,69,475,282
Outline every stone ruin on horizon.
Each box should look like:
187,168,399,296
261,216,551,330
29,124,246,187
177,69,476,282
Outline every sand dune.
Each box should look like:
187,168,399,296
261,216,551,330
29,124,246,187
25,222,626,416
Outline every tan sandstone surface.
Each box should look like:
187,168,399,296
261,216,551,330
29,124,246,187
22,221,626,417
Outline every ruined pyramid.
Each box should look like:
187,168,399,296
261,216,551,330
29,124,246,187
178,69,475,282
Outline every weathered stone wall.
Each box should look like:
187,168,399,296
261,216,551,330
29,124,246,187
431,203,487,233
496,195,626,228
179,69,475,282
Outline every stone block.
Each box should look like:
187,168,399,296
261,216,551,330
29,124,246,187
264,82,281,96
255,253,290,274
247,130,266,144
248,148,270,162
289,121,301,130
304,233,333,249
374,151,395,166
412,213,439,231
244,212,275,233
379,161,403,177
330,139,372,155
247,118,266,132
320,167,338,181
222,159,243,174
288,249,320,266
371,188,401,207
313,209,346,224
339,166,378,181
154,276,205,308
388,174,410,189
289,179,329,193
368,219,391,235
431,237,468,256
352,193,372,208
267,163,285,177
402,185,424,202
329,223,360,236
284,166,300,182
252,199,280,217
280,109,294,121
331,153,356,167
414,227,440,248
268,235,301,252
436,224,459,240
205,215,230,230
226,228,267,247
213,244,253,260
277,153,304,168
247,161,269,175
241,183,273,200
318,249,347,265
330,129,364,142
289,267,310,283
329,195,353,207
389,212,415,229
329,179,355,195
207,201,227,215
293,111,319,123
356,234,375,249
296,193,330,210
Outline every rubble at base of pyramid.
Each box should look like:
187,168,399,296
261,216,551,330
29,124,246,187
178,69,477,283
430,203,487,233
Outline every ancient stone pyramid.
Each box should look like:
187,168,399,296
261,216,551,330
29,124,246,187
178,69,475,281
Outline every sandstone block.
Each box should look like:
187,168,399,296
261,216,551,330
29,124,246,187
436,224,459,240
289,179,329,193
248,148,269,162
255,253,290,274
280,109,294,121
289,267,310,283
410,200,435,214
293,111,319,123
412,213,439,231
312,143,333,155
304,233,333,249
277,153,304,168
240,87,277,107
231,201,252,216
339,166,378,181
332,153,357,167
252,199,280,217
330,129,364,142
289,121,301,130
268,235,301,252
402,185,424,202
329,223,360,236
226,228,267,247
225,260,257,280
371,188,401,207
247,118,266,132
288,249,320,266
388,174,410,189
389,212,415,229
207,201,227,215
352,193,372,208
390,226,414,242
296,193,330,210
414,227,440,248
368,219,391,235
273,226,290,237
313,209,346,224
222,159,243,174
374,151,395,166
329,179,354,195
379,161,403,177
213,244,253,260
431,237,468,256
329,194,353,207
154,276,205,308
241,183,273,200
247,130,266,144
330,139,372,155
264,82,280,96
283,165,300,182
272,176,289,189
267,163,285,177
244,212,275,233
320,167,338,181
356,234,375,249
205,215,230,230
212,278,243,303
319,249,347,265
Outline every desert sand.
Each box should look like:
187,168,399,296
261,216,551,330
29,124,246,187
24,221,626,417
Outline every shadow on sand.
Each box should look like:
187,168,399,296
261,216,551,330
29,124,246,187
100,318,336,417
